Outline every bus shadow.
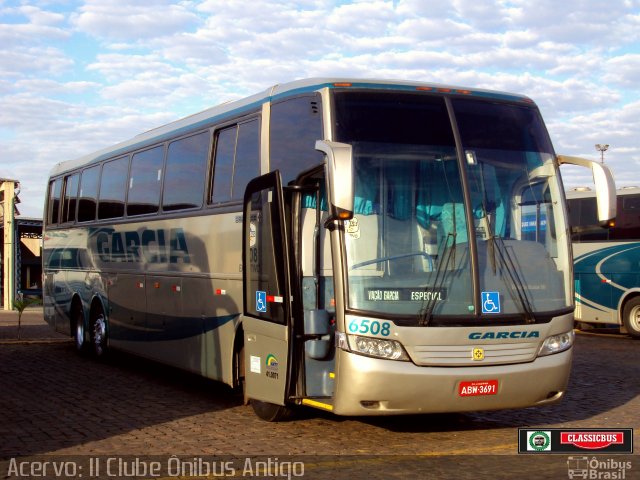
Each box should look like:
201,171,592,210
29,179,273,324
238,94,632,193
0,343,244,459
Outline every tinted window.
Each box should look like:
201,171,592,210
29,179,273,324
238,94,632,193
163,131,209,211
614,193,640,240
567,197,606,241
623,194,640,212
127,146,164,216
62,173,80,223
453,98,554,154
98,156,129,220
211,126,236,204
210,118,260,205
567,195,640,242
270,95,323,184
47,178,62,225
232,119,260,201
77,165,100,222
334,91,455,147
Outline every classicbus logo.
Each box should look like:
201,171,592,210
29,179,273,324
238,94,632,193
561,432,625,450
93,227,191,264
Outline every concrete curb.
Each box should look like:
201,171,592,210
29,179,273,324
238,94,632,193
0,338,72,345
574,328,628,339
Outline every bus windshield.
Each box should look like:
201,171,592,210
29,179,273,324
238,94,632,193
333,91,571,323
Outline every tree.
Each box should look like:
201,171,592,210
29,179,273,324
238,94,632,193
12,297,41,340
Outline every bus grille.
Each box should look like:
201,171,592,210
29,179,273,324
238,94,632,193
410,341,539,366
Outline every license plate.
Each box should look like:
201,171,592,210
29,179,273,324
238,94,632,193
458,379,499,397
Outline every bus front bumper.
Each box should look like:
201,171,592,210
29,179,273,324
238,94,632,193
331,348,572,416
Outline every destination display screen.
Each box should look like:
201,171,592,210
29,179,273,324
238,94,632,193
364,288,447,302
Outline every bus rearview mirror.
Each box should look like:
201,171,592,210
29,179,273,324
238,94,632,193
558,154,617,224
315,140,354,221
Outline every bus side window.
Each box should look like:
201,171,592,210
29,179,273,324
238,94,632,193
270,94,324,185
47,178,63,226
98,156,129,220
616,194,640,240
62,173,80,224
163,131,209,211
77,165,100,223
210,118,260,205
127,145,164,217
231,119,260,201
569,197,608,242
211,126,237,205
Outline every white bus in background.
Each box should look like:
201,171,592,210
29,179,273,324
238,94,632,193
43,78,616,421
566,185,640,338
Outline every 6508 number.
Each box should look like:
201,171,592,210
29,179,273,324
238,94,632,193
348,319,391,337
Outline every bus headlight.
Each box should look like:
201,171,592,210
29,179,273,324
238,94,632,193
347,334,410,361
538,330,574,357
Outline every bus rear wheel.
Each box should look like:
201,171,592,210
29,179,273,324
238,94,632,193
250,399,294,422
622,297,640,339
91,311,108,356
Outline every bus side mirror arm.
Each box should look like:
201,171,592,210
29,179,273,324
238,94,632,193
315,140,354,221
558,154,617,224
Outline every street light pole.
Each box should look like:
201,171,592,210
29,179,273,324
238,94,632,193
595,144,609,164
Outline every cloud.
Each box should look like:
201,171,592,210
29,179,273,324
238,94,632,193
0,6,69,47
87,53,181,82
549,100,640,188
0,46,73,78
17,5,65,26
71,0,201,41
603,54,640,88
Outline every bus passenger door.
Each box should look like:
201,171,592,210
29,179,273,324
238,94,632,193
242,172,292,406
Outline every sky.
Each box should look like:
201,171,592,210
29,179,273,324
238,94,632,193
1,0,639,219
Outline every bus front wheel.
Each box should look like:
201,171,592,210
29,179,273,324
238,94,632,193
250,400,293,422
622,297,640,339
72,303,86,353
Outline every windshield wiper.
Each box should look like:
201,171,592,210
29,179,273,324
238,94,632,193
474,163,536,323
419,232,456,326
490,235,535,323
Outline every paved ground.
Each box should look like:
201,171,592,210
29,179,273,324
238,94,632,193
0,310,638,478
0,307,67,342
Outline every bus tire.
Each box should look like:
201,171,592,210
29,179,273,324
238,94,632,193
72,302,87,353
90,308,109,357
622,297,640,339
235,342,249,405
250,399,294,422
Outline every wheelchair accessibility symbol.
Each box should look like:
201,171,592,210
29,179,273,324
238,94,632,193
256,291,267,313
482,291,501,314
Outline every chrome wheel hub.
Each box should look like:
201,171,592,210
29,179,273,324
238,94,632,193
630,305,640,331
93,314,106,354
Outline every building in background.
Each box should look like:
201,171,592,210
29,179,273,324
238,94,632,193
1,179,42,310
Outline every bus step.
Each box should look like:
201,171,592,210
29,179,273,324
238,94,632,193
300,397,334,412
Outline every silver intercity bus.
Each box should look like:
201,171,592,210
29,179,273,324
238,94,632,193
43,79,616,421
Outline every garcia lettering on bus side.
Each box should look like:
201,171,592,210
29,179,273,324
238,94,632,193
94,228,191,264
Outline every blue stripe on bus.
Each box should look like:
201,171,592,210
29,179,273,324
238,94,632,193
109,313,238,342
574,242,640,310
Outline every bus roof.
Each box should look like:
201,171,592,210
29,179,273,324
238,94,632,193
48,77,534,178
566,185,640,199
